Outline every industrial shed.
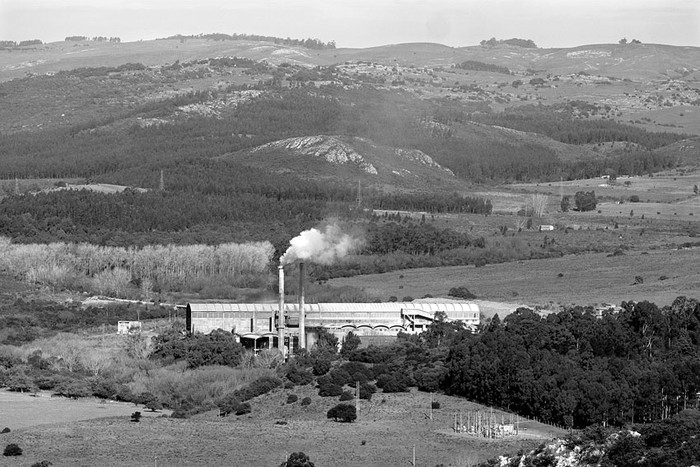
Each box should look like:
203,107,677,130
185,301,479,350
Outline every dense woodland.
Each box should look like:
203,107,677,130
441,299,700,428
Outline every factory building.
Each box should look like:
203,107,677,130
185,301,480,351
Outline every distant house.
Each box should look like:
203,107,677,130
539,225,555,231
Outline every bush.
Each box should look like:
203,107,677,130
3,443,22,456
377,373,410,393
432,401,441,409
130,411,141,422
339,391,354,401
329,369,352,386
285,365,313,385
327,403,357,422
339,361,372,379
287,394,298,404
233,375,283,402
280,451,315,467
171,409,188,419
311,357,332,376
0,427,9,433
301,396,312,406
318,381,343,397
235,402,251,416
448,286,476,299
359,383,377,401
31,462,53,467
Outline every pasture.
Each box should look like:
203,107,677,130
329,247,700,311
0,387,564,467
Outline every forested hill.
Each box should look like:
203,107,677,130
0,35,697,248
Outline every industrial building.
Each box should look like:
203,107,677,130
185,301,480,351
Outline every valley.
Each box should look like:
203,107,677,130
0,35,699,467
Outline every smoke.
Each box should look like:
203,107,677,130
280,223,364,265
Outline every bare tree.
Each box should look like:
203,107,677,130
529,194,548,217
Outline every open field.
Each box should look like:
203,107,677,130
0,390,167,430
0,387,564,467
329,247,700,310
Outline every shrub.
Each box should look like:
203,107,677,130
130,411,141,422
311,358,332,376
352,372,368,384
301,396,312,406
359,383,377,401
329,369,352,386
287,394,298,404
3,443,22,456
0,427,9,433
218,394,243,417
339,361,372,379
285,365,313,385
170,409,188,419
235,402,251,416
448,286,476,299
327,403,357,422
377,373,410,393
280,451,315,467
339,391,354,401
318,382,343,397
432,401,441,409
31,462,53,467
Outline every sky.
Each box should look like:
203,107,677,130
1,0,698,48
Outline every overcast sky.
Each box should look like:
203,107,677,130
1,0,698,48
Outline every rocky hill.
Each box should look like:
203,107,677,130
225,135,460,190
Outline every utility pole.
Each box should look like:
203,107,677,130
356,179,362,208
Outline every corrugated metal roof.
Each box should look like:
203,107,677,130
188,302,479,314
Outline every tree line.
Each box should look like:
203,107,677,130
442,298,700,428
159,33,336,49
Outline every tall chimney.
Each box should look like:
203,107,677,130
277,264,285,354
298,261,306,350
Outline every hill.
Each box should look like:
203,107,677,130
224,135,461,191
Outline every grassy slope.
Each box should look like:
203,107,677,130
1,387,564,467
329,247,700,311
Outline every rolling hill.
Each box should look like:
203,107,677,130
0,35,697,195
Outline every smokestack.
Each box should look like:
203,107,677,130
298,261,306,350
278,264,285,355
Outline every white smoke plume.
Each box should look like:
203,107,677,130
280,223,363,265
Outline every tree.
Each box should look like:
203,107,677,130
561,195,570,212
574,191,597,212
327,403,357,422
280,452,315,467
340,331,361,357
313,327,338,352
619,38,628,44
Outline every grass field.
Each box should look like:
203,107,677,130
329,247,700,311
0,388,564,467
0,391,167,430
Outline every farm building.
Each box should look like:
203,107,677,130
185,301,480,351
